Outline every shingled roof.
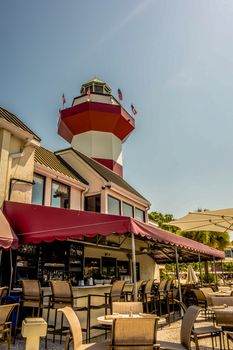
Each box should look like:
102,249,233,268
35,147,88,184
0,106,41,141
56,148,149,202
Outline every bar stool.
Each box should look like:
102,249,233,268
46,280,88,347
87,280,126,342
143,279,156,313
21,280,45,317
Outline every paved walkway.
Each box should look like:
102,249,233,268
4,317,227,349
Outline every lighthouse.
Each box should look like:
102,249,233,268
58,78,135,177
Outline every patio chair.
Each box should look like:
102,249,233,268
211,296,233,307
154,279,169,316
142,279,157,313
0,303,19,350
111,316,160,349
0,286,8,304
46,280,88,346
125,280,145,301
226,332,233,350
87,280,126,341
159,305,201,350
112,301,143,314
21,279,45,317
58,306,109,350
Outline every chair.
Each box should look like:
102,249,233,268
111,316,160,349
155,279,169,316
158,305,201,350
142,279,156,313
58,306,109,350
0,303,19,350
0,286,8,304
87,280,126,341
21,279,45,317
226,332,233,350
211,296,233,306
46,280,88,345
112,301,143,314
125,280,145,301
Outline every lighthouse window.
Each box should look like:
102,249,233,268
122,202,133,217
51,181,70,208
32,174,45,205
94,85,103,94
135,208,145,222
108,196,121,216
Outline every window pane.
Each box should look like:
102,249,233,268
135,208,145,222
122,202,133,217
32,174,45,205
85,195,101,212
51,181,70,208
108,196,121,215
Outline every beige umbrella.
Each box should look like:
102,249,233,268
186,265,198,284
168,208,233,233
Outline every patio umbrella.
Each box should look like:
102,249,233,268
168,208,233,233
186,265,198,284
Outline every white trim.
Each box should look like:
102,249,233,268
0,119,40,147
34,163,88,191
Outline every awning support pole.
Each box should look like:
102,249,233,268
221,260,225,285
213,256,217,288
198,253,203,287
175,247,182,302
131,232,137,301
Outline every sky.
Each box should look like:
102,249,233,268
1,0,233,219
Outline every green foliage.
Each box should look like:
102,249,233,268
202,273,216,284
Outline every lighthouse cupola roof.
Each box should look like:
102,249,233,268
80,77,112,95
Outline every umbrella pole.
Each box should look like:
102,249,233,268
198,253,203,287
131,232,137,301
9,248,13,295
213,256,218,288
221,260,225,285
175,247,182,302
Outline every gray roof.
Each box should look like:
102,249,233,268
35,147,88,184
56,148,149,202
0,106,41,141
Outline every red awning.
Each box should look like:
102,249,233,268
3,201,224,259
0,210,18,250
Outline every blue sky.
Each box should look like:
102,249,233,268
1,0,233,218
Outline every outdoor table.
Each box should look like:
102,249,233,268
97,313,165,327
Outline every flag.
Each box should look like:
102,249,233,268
86,87,91,96
131,104,137,115
62,93,66,106
117,88,123,100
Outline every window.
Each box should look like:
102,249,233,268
94,85,103,94
32,174,45,205
85,195,101,212
51,181,70,208
135,208,145,222
108,196,121,215
122,202,133,217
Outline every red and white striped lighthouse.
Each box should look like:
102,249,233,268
58,78,135,177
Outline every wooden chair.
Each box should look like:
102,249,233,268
46,280,88,345
112,301,143,314
111,316,160,349
0,303,19,350
87,280,126,341
21,279,45,317
58,306,109,350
